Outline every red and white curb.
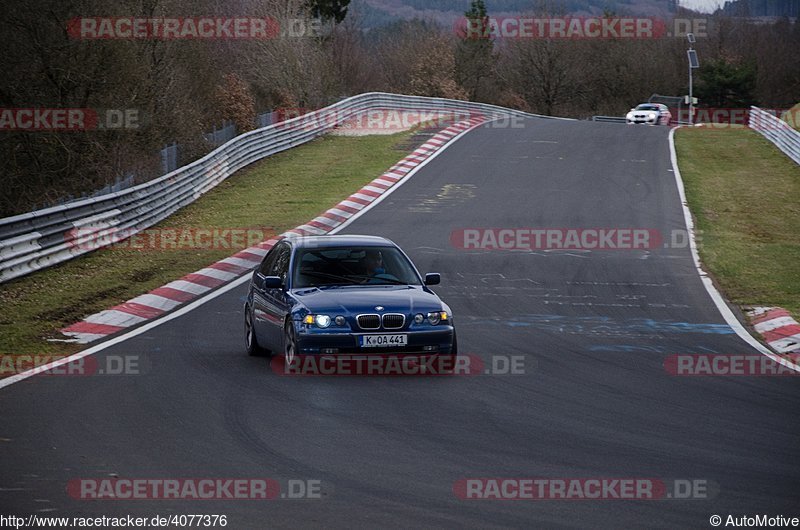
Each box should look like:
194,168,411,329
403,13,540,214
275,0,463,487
58,116,488,344
746,307,800,353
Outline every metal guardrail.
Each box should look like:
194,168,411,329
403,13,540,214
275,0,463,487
0,92,561,284
749,106,800,165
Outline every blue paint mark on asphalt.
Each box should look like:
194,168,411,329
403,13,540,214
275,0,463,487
694,345,721,353
468,314,735,336
590,345,665,353
588,344,722,353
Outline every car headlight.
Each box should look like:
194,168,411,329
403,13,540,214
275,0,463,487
414,313,425,324
304,314,332,328
427,311,448,325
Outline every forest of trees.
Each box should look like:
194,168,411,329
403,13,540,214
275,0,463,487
1,0,797,216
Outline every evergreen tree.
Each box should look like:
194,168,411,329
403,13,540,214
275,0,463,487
306,0,351,23
695,58,758,107
455,0,495,101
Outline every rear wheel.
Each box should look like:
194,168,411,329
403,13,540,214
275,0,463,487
245,305,268,357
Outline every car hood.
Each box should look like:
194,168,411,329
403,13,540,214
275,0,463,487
628,109,658,116
291,285,444,314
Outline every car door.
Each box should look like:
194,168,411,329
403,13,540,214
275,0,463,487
251,246,280,348
262,242,293,346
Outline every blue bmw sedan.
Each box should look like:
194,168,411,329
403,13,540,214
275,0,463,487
244,235,457,362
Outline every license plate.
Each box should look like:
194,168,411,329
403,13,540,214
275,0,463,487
360,334,407,347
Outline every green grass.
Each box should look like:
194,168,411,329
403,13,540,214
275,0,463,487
0,131,418,357
675,127,800,318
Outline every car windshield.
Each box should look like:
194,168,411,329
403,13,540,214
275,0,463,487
292,246,422,288
635,104,660,111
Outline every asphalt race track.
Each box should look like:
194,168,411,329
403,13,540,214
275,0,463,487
2,118,798,528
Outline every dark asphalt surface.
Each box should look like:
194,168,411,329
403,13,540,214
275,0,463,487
1,118,798,528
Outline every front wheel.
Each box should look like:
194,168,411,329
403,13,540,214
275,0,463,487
245,305,268,357
284,320,298,365
438,330,459,375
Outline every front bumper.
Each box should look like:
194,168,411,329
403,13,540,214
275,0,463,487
627,117,658,124
295,327,456,355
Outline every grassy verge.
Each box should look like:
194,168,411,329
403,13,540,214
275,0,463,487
675,127,800,319
0,130,419,357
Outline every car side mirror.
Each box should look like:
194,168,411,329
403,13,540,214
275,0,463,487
264,276,283,289
424,273,441,286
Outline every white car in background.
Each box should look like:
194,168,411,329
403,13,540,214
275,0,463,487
626,103,672,125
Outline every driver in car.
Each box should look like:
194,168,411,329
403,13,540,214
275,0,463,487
361,249,401,284
365,249,385,276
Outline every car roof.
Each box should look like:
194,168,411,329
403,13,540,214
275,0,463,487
283,234,396,249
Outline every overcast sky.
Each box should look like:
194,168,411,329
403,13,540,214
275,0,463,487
677,0,725,13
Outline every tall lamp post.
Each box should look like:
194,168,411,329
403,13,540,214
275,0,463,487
687,33,699,125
